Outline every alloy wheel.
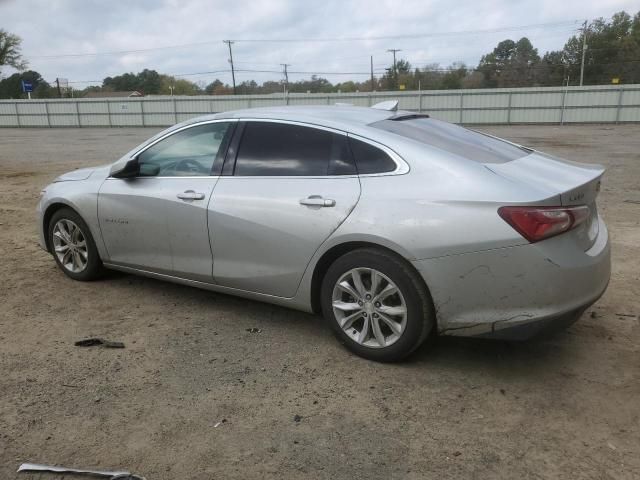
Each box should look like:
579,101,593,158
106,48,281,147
52,219,88,273
331,267,407,348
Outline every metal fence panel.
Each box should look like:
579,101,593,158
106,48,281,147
50,114,79,127
564,107,618,123
0,114,18,126
421,94,461,110
78,101,108,114
47,102,77,114
619,107,639,122
176,112,204,123
176,99,213,113
1,84,639,127
144,113,175,126
427,110,460,123
511,91,563,107
622,88,640,105
464,109,509,124
141,100,172,113
568,90,618,106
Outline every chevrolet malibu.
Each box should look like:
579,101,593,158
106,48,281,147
37,104,610,361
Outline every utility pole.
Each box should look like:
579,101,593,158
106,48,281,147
579,20,588,86
223,40,236,94
56,78,62,98
280,63,291,92
370,55,374,91
387,49,401,89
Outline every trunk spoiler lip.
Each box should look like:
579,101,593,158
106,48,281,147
483,151,605,207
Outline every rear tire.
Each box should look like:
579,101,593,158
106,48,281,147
321,248,434,362
48,208,104,281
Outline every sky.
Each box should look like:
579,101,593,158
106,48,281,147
1,0,638,90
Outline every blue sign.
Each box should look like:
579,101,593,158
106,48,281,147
21,80,33,93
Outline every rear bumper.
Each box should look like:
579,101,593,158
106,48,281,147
412,215,611,338
471,305,590,341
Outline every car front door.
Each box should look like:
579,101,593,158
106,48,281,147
98,121,234,282
209,120,361,297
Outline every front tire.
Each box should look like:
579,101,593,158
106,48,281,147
321,248,434,362
48,207,104,281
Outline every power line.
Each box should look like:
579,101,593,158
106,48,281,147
230,21,580,42
27,20,581,59
62,59,640,85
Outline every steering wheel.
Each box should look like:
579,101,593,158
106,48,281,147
174,158,209,175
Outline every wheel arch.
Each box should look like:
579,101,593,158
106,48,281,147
309,240,432,315
42,202,81,253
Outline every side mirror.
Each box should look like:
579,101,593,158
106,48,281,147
139,163,160,176
110,157,139,179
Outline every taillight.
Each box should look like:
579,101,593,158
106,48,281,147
498,205,590,243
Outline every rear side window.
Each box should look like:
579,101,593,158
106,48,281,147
234,122,356,176
348,137,397,174
370,117,529,164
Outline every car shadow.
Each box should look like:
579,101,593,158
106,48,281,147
105,270,580,377
407,328,581,381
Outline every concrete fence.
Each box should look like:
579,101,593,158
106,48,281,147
1,84,639,128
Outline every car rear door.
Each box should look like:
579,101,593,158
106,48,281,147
209,120,361,297
98,121,234,281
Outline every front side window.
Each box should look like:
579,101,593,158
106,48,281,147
138,122,231,176
234,122,356,176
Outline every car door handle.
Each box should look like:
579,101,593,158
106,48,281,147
177,190,206,201
300,195,336,207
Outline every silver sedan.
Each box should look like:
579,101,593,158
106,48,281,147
37,104,610,361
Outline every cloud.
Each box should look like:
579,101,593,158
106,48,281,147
1,0,637,87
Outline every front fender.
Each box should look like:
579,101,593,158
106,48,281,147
39,180,109,261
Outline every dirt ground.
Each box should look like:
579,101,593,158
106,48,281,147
0,124,639,480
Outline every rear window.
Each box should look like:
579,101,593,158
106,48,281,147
370,117,530,164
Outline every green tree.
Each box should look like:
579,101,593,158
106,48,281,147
441,64,468,89
382,58,412,89
103,72,138,91
102,69,162,94
0,29,27,73
289,75,333,93
137,69,161,94
0,70,51,98
478,37,540,87
541,10,640,85
159,75,201,95
205,79,233,95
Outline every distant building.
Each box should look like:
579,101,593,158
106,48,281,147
84,91,143,98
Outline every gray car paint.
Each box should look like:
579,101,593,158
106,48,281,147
209,175,360,297
37,105,610,336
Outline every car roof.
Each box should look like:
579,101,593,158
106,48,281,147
122,105,407,161
185,105,402,132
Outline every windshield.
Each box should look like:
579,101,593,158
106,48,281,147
370,117,530,164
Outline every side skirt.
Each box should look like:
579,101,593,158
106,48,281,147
103,262,314,313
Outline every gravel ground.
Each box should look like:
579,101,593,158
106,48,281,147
0,124,639,480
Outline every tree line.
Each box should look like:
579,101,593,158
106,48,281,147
1,10,638,99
